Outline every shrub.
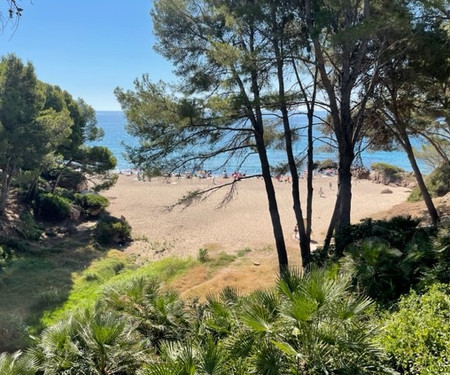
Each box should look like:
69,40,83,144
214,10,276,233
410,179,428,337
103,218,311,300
17,211,43,241
94,215,132,245
0,245,11,271
35,193,71,221
340,216,437,303
197,248,209,263
408,163,450,202
75,193,109,217
316,159,338,171
379,284,450,374
0,313,30,353
421,221,450,286
372,162,404,177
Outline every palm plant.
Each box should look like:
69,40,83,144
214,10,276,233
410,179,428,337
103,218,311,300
273,268,391,374
101,277,190,351
343,239,408,302
139,336,230,375
199,268,394,374
0,351,37,375
30,307,148,374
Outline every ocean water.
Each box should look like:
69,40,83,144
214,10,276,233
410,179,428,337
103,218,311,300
94,111,431,174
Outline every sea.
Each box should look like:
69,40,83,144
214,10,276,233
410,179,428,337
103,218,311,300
93,111,432,175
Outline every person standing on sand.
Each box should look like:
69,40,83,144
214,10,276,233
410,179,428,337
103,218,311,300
319,187,324,197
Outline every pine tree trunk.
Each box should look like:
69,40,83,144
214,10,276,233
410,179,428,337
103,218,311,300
0,170,10,216
403,135,439,225
255,130,289,273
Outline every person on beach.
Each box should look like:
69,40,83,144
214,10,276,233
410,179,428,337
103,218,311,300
319,187,324,197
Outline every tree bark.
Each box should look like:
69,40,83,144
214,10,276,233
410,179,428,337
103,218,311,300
402,132,439,225
271,14,311,267
255,130,289,273
0,171,11,216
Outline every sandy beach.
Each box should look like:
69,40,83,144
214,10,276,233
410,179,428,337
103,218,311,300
102,173,412,265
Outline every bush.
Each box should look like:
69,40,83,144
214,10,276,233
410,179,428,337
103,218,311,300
35,193,71,221
94,215,132,246
379,284,450,374
75,193,109,217
197,248,209,263
17,211,43,241
421,221,450,286
340,216,437,303
316,159,337,171
372,162,404,177
408,163,450,202
372,162,405,185
0,245,12,272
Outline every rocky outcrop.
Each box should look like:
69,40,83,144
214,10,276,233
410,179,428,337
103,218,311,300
369,171,416,187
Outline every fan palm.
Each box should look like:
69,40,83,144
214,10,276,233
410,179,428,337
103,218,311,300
0,351,37,375
30,307,148,374
101,277,190,350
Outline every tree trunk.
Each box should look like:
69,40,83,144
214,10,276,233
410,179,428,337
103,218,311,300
403,134,439,225
0,159,12,216
0,171,11,216
334,151,353,255
255,130,289,273
271,24,311,267
52,160,72,194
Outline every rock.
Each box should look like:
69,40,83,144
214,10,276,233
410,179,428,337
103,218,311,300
253,261,260,266
381,189,393,194
70,206,81,221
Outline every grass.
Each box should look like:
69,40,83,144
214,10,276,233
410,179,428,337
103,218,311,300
0,220,252,353
0,229,105,352
42,252,197,326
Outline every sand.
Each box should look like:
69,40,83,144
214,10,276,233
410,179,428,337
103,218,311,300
102,173,412,264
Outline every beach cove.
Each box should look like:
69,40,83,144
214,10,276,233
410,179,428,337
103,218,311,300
102,173,412,295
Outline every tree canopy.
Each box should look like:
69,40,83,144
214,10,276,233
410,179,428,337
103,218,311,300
0,54,117,216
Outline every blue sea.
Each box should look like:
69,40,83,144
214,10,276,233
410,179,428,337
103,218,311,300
94,111,431,175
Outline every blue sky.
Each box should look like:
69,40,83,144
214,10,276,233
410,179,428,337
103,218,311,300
0,1,175,110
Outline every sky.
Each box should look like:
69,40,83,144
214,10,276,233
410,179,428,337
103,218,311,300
0,0,175,110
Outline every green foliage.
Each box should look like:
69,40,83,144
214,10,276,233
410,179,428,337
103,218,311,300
340,216,438,303
74,192,109,217
31,308,148,374
421,220,450,286
44,253,195,327
210,251,236,268
0,245,11,271
94,215,132,245
315,159,337,171
372,162,404,178
17,212,43,241
0,351,38,375
35,192,71,221
18,263,396,374
379,284,450,374
101,277,190,351
197,248,210,263
337,215,424,251
236,247,251,257
31,288,66,313
0,314,30,354
408,163,450,202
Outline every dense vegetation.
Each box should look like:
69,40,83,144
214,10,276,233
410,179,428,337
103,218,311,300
0,215,448,374
1,0,449,373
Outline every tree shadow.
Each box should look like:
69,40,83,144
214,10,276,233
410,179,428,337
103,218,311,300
0,220,126,352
